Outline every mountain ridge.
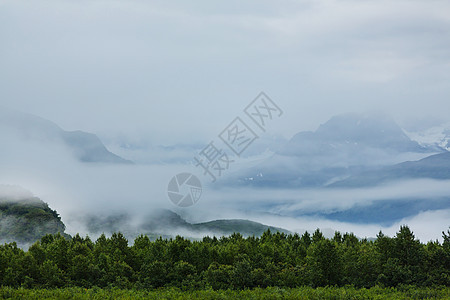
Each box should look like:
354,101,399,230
0,107,132,164
330,151,450,187
230,112,438,188
0,186,70,246
84,209,291,239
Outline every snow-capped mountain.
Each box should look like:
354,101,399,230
278,112,430,166
404,122,450,152
226,112,441,188
221,113,450,226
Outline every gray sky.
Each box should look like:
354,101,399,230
1,0,450,143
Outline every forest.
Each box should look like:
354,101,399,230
0,226,449,293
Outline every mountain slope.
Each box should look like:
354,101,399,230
0,107,131,164
281,112,425,157
405,121,450,152
62,130,131,163
192,219,290,236
331,152,450,187
0,186,70,245
229,112,434,188
84,209,290,238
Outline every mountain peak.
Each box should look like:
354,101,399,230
285,111,426,155
0,108,132,164
318,112,409,144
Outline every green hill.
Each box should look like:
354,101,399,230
0,194,69,245
192,219,290,236
85,209,291,240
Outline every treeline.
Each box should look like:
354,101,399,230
0,226,449,289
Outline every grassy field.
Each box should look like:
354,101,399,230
0,286,449,299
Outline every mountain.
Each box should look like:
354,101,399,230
84,209,290,239
282,112,425,157
405,121,450,152
229,112,435,188
299,151,450,225
143,209,290,237
61,130,131,163
310,197,450,226
0,107,132,164
0,185,70,246
330,151,450,187
0,184,289,245
191,219,290,236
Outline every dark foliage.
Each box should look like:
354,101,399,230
0,226,449,290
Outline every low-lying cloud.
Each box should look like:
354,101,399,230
1,132,449,243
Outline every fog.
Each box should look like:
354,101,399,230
1,127,448,242
1,0,450,243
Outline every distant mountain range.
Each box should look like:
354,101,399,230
0,107,131,164
2,109,449,237
218,112,450,226
331,151,450,187
229,112,446,188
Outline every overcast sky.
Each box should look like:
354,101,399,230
1,0,450,144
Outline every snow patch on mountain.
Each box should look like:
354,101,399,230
404,122,450,151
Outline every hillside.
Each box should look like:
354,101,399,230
330,151,450,187
84,209,290,239
0,193,69,245
192,219,290,236
228,112,436,188
0,184,290,245
0,107,132,164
